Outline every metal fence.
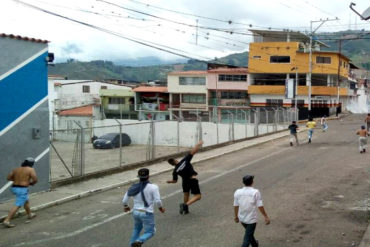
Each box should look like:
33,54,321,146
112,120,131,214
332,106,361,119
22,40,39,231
49,107,298,182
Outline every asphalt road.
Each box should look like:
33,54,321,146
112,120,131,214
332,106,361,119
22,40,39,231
2,114,369,247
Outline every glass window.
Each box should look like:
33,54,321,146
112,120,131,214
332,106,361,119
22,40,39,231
316,56,331,64
101,86,107,89
220,91,247,99
179,77,206,85
253,56,261,59
270,56,290,63
218,75,247,82
82,85,90,93
109,98,124,104
182,94,206,103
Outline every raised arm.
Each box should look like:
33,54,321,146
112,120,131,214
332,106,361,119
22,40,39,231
190,140,204,155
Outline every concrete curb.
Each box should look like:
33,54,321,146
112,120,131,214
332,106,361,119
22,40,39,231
0,127,304,221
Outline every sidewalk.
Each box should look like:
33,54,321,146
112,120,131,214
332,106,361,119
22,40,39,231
0,128,298,221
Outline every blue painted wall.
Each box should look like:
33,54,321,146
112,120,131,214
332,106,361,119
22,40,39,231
0,38,50,202
0,52,48,131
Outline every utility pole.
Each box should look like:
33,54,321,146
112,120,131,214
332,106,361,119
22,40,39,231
337,39,342,113
308,18,339,118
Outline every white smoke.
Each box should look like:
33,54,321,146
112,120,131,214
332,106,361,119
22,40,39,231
346,88,369,114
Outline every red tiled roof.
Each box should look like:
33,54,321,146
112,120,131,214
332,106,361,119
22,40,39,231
168,70,207,75
0,33,49,44
207,68,248,74
58,105,93,117
133,86,168,93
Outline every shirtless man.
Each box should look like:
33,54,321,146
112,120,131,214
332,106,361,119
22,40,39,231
357,126,370,154
3,158,38,228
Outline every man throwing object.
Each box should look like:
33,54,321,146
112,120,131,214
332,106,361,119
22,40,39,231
167,140,203,215
3,158,38,228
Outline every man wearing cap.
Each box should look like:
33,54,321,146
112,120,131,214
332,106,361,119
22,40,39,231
167,140,203,215
234,175,270,247
122,168,165,247
3,158,38,228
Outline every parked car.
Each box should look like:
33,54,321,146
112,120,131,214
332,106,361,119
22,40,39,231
93,133,131,149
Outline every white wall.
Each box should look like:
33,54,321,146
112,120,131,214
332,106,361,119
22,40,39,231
167,75,207,94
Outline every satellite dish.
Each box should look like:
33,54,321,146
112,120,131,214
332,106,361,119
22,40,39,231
350,3,370,20
363,6,370,19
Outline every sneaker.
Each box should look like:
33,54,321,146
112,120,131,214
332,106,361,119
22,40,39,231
183,204,189,214
290,142,293,147
3,221,15,228
131,241,142,247
308,139,311,143
179,203,185,215
360,151,363,154
28,213,36,219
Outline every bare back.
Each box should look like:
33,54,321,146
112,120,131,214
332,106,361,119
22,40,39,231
357,129,369,137
366,116,370,123
7,167,37,186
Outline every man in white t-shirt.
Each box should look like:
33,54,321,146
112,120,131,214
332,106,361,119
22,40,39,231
233,175,270,247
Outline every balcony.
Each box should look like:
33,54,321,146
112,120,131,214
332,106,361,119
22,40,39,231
248,85,348,96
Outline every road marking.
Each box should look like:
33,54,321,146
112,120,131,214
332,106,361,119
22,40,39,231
12,148,289,246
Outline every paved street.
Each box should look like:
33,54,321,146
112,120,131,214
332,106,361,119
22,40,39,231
1,114,369,247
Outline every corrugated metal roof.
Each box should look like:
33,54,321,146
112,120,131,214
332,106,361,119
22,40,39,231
168,70,207,75
0,33,49,44
133,86,168,93
58,105,93,117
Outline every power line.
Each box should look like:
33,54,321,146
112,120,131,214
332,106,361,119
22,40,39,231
13,0,217,62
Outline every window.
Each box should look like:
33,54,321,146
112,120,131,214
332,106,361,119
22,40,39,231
266,99,283,106
220,91,247,99
316,56,331,64
82,85,90,93
270,56,290,63
101,86,107,89
109,98,124,104
182,94,206,104
253,56,261,59
218,74,247,82
179,77,206,85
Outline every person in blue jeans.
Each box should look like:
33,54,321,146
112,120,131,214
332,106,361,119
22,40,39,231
234,175,270,247
122,168,165,247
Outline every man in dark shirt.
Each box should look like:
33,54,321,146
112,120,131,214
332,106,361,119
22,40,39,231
167,140,203,214
288,121,299,146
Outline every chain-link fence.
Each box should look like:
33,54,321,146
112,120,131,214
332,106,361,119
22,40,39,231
49,107,298,182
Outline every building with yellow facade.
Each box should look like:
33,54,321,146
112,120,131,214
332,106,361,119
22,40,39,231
247,29,355,118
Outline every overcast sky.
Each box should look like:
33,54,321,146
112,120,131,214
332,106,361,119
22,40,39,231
1,0,369,63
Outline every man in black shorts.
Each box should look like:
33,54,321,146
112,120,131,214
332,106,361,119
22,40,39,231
167,140,203,214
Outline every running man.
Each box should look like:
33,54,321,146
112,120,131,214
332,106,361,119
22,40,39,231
3,158,38,228
321,115,328,132
122,168,165,247
356,125,369,154
167,140,203,214
288,121,299,146
306,117,317,143
234,175,270,247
